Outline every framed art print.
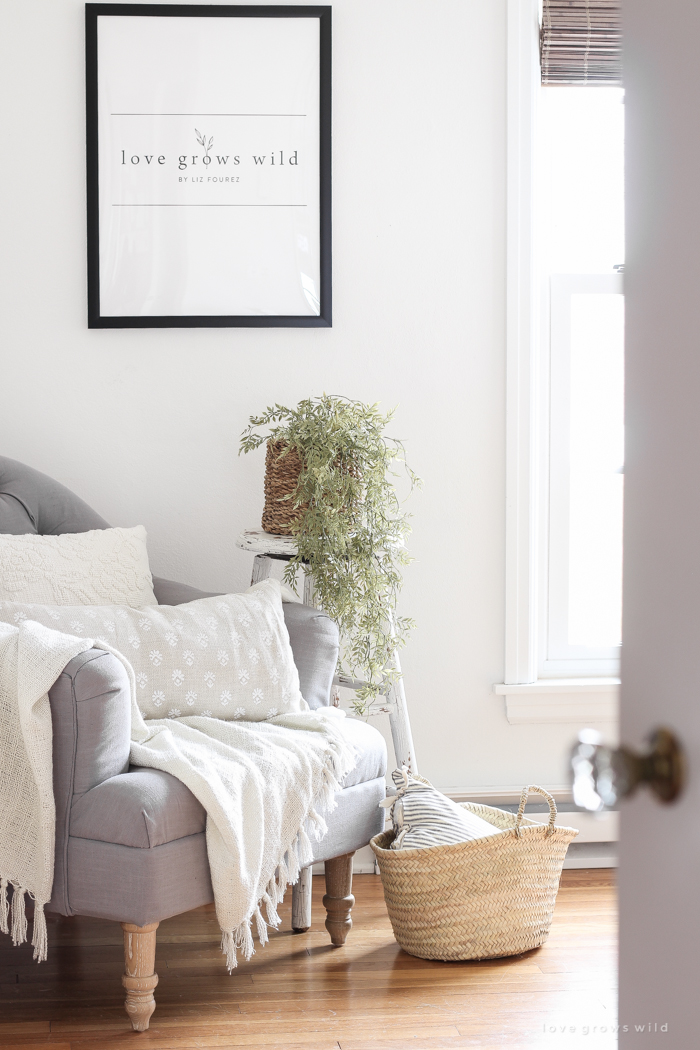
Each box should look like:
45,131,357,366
85,4,331,327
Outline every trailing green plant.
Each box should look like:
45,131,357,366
239,395,420,715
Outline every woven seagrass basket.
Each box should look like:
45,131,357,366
262,440,307,535
370,785,578,962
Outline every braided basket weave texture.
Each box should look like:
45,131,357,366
262,440,306,536
370,787,578,961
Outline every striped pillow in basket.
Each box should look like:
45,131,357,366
382,768,497,850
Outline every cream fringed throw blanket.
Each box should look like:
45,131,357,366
0,621,356,969
0,621,95,962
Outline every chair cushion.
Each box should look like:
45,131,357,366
70,768,206,848
69,717,386,848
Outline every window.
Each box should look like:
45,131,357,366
546,274,624,676
498,0,623,723
540,87,625,678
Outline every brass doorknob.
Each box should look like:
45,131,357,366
571,727,685,811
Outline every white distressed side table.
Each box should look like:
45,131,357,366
236,528,416,932
236,528,417,771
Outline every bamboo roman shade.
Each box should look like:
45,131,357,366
540,1,622,86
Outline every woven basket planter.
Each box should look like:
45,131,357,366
370,785,578,962
262,440,307,536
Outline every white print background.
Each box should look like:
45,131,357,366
97,16,320,316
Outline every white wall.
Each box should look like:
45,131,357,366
0,0,582,790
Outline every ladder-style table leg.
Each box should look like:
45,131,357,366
251,554,273,585
291,865,313,932
386,648,417,772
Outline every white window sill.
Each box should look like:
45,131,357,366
493,678,619,724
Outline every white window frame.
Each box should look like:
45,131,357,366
494,0,619,726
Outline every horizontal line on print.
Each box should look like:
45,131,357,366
111,203,308,207
111,112,307,117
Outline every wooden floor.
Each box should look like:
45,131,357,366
0,869,617,1050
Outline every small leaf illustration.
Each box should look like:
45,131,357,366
208,136,214,149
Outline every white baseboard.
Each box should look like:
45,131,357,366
563,841,618,868
443,788,618,843
548,809,618,843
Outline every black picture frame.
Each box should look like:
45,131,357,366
85,4,332,328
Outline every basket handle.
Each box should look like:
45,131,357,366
515,785,557,837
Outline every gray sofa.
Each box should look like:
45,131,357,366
0,456,386,1030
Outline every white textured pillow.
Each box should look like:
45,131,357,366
0,526,157,608
383,769,498,850
0,579,305,722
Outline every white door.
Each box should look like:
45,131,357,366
620,1,700,1044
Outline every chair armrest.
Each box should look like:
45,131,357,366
282,602,339,709
48,649,131,915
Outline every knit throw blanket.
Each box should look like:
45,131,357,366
0,620,356,969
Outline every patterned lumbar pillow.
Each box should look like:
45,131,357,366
382,768,498,850
0,526,157,608
0,579,305,721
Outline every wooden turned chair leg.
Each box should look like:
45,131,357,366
323,852,355,947
292,865,313,932
121,921,159,1031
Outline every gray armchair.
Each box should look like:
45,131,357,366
0,456,386,1030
